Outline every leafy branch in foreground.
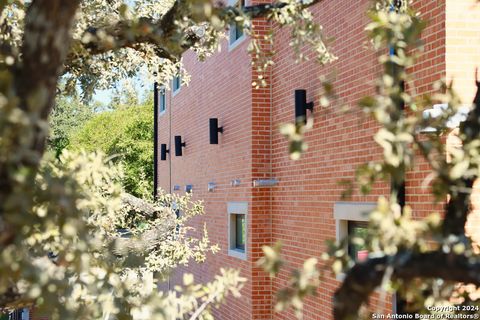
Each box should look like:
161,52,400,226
0,151,244,319
0,0,337,318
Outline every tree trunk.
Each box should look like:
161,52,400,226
0,0,81,246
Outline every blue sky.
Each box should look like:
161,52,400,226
94,89,113,104
92,75,151,106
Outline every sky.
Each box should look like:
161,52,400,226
94,89,113,104
92,75,151,106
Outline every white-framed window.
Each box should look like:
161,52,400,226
334,202,376,278
158,86,166,114
228,0,246,50
172,74,181,95
21,308,29,320
228,201,247,260
346,221,369,262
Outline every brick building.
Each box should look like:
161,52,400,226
155,0,480,319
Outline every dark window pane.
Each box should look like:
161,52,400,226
235,214,245,251
230,0,245,44
347,221,368,262
173,76,181,91
235,22,243,40
159,90,166,112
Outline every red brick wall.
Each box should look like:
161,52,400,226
269,1,388,318
250,5,274,319
406,0,447,221
29,307,48,320
268,0,449,317
156,0,479,319
156,28,255,318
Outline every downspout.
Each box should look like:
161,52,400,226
154,82,174,290
390,0,406,314
153,82,159,200
169,87,172,194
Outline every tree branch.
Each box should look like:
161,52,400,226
121,193,158,217
67,0,322,62
114,193,176,257
335,78,480,320
0,193,173,308
334,251,480,320
443,78,480,236
67,0,187,63
0,0,82,246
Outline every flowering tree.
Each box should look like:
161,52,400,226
0,0,334,318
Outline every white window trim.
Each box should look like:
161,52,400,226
227,201,248,260
227,0,248,51
21,308,30,320
172,76,181,96
228,28,246,51
334,202,376,281
159,85,166,116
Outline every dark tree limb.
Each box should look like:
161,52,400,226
116,193,177,256
334,251,480,320
121,193,158,217
335,77,480,320
5,0,81,164
0,0,82,246
112,220,176,257
67,0,322,62
443,73,480,236
442,178,474,236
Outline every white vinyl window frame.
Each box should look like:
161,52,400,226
227,201,248,260
158,85,166,115
21,308,29,320
334,202,393,305
228,0,247,51
172,74,181,96
334,202,376,280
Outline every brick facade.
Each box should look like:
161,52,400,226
156,0,480,319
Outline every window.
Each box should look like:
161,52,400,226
334,202,375,278
4,308,29,320
235,214,246,250
158,86,166,113
21,308,29,320
347,221,369,262
228,202,248,259
172,74,181,94
228,0,246,49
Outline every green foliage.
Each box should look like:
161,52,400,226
5,0,480,319
0,151,245,319
70,105,154,197
1,0,338,318
258,243,320,318
48,94,93,157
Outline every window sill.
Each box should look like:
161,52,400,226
228,248,247,260
172,87,181,97
228,34,246,52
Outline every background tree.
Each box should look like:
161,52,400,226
70,104,154,197
48,94,94,157
110,80,143,110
